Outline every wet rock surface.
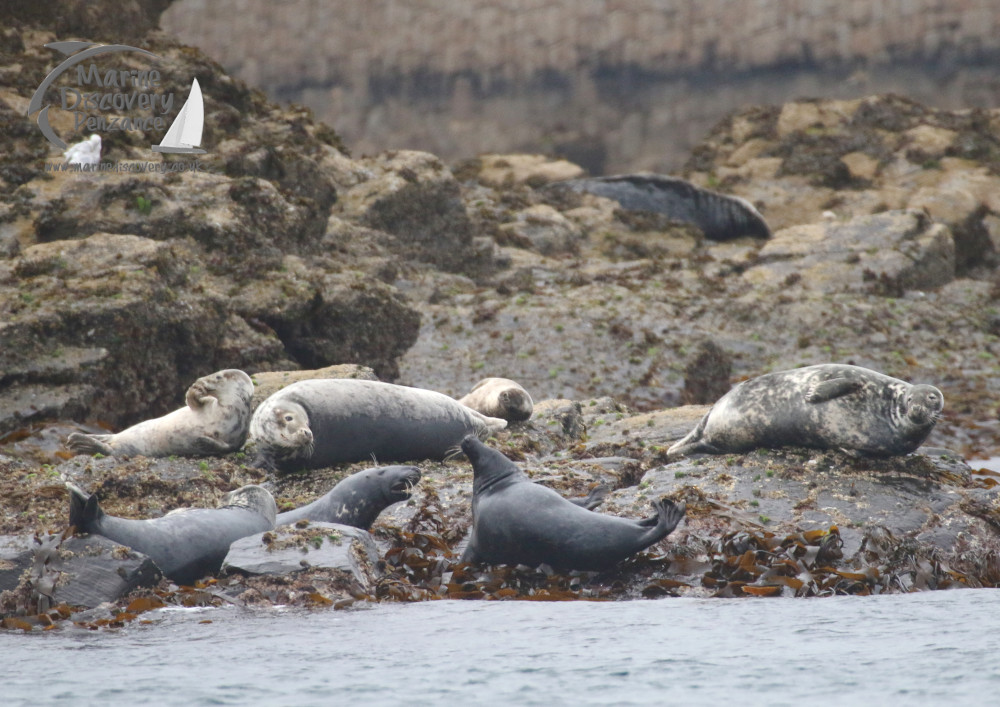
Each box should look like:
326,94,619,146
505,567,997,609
2,6,1000,628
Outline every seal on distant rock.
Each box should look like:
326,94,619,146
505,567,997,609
460,436,685,571
457,377,534,422
668,364,944,457
249,379,507,472
277,465,422,529
552,174,771,241
67,483,277,585
67,369,255,458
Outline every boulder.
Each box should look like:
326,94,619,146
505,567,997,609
742,210,955,295
223,522,380,591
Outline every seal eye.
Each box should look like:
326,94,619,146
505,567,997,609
284,415,294,423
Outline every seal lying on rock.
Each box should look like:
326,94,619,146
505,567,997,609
552,174,771,241
67,369,255,458
67,483,277,586
668,364,944,457
277,465,421,529
457,377,534,422
460,436,685,571
249,379,507,471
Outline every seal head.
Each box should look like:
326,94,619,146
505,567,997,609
276,465,422,529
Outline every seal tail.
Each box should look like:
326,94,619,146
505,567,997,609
66,482,103,533
66,432,114,456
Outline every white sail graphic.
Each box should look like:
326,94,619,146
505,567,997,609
152,78,206,154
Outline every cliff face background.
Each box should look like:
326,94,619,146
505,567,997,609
162,0,1000,173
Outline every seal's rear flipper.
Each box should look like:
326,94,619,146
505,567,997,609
66,432,114,456
66,482,103,533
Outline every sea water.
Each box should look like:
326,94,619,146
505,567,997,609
5,590,1000,706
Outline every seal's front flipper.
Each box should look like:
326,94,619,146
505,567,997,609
66,432,114,456
190,436,232,455
806,378,863,404
569,484,610,511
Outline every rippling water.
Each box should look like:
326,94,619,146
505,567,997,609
6,591,1000,705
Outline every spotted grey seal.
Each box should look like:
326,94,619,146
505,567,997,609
460,436,685,571
249,379,507,472
67,483,276,585
277,465,422,529
457,377,534,422
67,369,254,458
668,364,944,457
552,174,770,241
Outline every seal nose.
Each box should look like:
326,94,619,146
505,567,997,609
301,428,314,442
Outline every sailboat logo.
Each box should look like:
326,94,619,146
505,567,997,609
152,78,206,154
26,41,210,156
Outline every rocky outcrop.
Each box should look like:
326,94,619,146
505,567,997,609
223,522,380,590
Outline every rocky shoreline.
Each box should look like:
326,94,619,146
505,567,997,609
3,4,1000,629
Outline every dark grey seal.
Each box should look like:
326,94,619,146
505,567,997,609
67,483,276,585
248,379,507,472
668,363,944,457
460,436,685,571
277,465,422,529
553,174,770,240
67,369,255,457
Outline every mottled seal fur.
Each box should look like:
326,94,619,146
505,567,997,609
553,174,770,241
67,483,276,585
668,364,944,457
67,369,254,458
457,377,534,422
249,379,507,471
277,465,421,529
460,436,685,571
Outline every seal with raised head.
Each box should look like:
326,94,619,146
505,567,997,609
249,379,507,472
460,436,686,571
277,465,422,529
67,483,276,585
668,364,944,457
458,377,534,422
67,369,255,458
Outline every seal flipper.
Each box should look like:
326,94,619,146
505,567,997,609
67,482,103,533
66,432,114,456
648,498,686,536
667,410,718,456
569,484,610,511
806,378,863,404
189,436,233,455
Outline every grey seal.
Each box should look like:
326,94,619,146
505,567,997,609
277,465,421,529
67,483,277,585
552,174,770,240
457,377,534,422
460,436,685,571
67,369,255,458
668,364,944,457
249,379,507,472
